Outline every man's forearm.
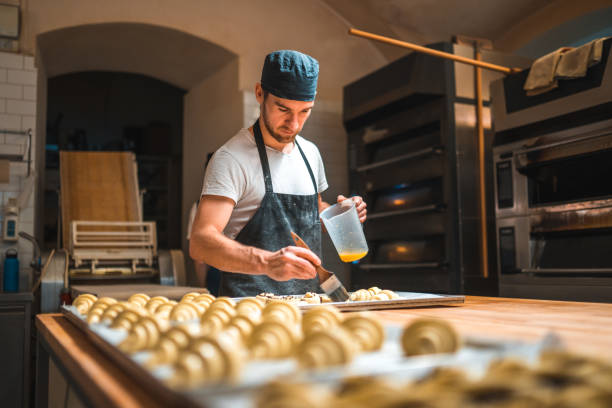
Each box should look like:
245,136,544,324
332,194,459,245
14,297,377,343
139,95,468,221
189,227,271,275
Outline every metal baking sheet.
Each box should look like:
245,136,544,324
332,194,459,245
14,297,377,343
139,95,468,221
60,299,555,408
293,291,464,311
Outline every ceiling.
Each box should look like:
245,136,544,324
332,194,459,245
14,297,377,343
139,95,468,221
321,0,590,60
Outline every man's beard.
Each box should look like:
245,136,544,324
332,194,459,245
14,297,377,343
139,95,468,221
261,105,298,144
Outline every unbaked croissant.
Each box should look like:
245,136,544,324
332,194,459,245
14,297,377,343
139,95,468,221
200,303,236,335
111,307,148,330
341,313,385,352
119,315,169,353
169,331,242,388
249,321,301,359
151,300,176,319
145,296,169,314
349,289,371,301
169,301,204,322
145,324,201,368
224,314,260,344
73,293,98,315
128,293,150,308
401,318,460,356
179,292,202,303
236,297,264,321
302,306,343,336
100,302,133,324
297,326,357,369
85,297,117,323
262,301,301,325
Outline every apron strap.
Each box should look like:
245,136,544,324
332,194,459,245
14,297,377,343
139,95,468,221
295,139,318,195
252,118,319,195
252,119,274,193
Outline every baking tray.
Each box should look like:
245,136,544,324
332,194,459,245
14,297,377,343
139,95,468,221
294,291,464,311
61,307,200,408
61,302,556,408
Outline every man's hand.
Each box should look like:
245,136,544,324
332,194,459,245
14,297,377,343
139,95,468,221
263,246,320,281
337,195,367,223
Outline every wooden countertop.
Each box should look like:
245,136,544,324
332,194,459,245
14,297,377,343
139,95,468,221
35,296,612,407
374,296,612,360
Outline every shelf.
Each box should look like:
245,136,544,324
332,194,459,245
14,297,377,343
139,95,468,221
358,262,445,270
356,146,443,172
367,203,446,220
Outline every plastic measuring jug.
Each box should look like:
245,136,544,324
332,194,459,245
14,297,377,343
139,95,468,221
320,198,368,262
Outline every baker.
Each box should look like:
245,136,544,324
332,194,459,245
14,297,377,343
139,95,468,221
189,50,367,297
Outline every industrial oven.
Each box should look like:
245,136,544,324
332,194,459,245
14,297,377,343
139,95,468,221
343,41,530,294
491,38,612,302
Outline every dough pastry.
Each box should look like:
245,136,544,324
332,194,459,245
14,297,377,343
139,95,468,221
145,296,169,313
169,331,242,388
85,297,117,323
128,293,150,308
119,315,168,353
349,289,371,301
192,293,216,307
381,289,399,299
302,306,343,336
224,314,260,344
297,326,357,369
210,296,236,309
301,292,322,304
169,301,204,322
73,294,98,315
255,381,326,408
249,321,301,359
367,286,382,296
111,307,148,330
146,324,201,368
236,298,264,321
262,301,301,325
372,292,391,301
341,313,385,352
100,302,133,324
401,318,460,356
154,301,178,320
180,292,202,303
200,304,236,335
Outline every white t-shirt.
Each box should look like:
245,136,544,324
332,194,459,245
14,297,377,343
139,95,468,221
201,128,328,239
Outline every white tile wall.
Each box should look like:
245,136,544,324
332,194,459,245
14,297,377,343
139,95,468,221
0,51,37,292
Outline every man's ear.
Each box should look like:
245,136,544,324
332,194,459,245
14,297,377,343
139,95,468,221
255,83,264,104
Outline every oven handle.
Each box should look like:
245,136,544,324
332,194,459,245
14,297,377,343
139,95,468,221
520,268,612,274
514,128,612,157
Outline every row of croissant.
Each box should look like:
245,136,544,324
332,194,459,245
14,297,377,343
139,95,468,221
71,292,458,388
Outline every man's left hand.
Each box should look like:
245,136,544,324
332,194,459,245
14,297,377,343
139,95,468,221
337,195,367,223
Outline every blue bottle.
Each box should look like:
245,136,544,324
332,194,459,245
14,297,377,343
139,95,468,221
3,248,19,292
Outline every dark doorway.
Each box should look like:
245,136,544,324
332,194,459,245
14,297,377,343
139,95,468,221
45,71,185,250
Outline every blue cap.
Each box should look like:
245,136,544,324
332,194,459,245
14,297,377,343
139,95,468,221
261,50,319,101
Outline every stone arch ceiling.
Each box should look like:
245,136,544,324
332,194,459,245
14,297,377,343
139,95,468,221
321,0,611,60
37,23,236,90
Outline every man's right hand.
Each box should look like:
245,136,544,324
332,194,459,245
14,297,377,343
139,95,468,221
264,246,320,281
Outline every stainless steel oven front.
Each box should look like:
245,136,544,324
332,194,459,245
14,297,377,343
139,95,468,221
493,119,612,301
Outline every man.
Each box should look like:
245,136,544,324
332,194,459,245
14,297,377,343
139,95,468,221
189,50,367,297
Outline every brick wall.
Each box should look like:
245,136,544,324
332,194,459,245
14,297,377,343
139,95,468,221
0,51,38,291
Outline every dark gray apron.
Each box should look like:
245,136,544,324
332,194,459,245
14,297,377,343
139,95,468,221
218,119,321,297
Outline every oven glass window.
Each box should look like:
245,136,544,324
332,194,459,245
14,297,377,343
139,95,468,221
525,149,612,206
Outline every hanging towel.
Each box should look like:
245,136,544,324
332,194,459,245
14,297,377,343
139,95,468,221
556,38,606,79
524,38,608,96
523,47,569,96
